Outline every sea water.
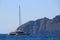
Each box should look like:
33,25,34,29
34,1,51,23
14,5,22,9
0,34,60,40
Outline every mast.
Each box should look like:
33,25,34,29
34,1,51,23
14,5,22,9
19,5,23,31
19,5,21,26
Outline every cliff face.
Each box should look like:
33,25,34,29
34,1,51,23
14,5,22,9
17,15,60,34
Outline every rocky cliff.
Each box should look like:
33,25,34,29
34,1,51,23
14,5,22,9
17,15,60,34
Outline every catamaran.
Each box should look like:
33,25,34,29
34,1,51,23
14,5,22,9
9,5,30,35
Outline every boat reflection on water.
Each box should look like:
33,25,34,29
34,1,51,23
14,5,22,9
9,30,30,35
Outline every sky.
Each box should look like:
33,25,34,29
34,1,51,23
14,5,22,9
0,0,60,34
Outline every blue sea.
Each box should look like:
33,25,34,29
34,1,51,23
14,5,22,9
0,34,60,40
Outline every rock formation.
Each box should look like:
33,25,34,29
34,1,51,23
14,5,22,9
17,15,60,34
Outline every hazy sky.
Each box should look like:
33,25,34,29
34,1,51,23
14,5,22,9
0,0,60,33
